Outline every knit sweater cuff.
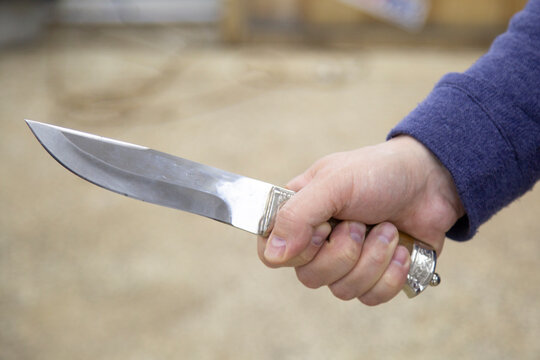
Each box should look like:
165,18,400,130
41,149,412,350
388,73,535,241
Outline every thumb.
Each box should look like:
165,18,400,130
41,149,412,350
263,181,340,266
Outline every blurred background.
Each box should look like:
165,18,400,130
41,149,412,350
1,0,539,359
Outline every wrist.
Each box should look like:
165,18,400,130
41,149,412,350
388,136,465,236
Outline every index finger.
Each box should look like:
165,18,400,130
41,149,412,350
262,179,344,265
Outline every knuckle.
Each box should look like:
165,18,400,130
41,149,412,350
382,271,405,290
368,249,388,267
337,245,360,266
329,284,357,301
315,153,338,168
383,263,408,289
293,250,316,267
296,270,323,289
275,205,300,229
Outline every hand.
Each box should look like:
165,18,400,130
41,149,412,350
257,136,464,305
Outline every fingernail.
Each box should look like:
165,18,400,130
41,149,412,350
349,222,365,244
311,234,325,246
378,223,396,244
311,223,330,246
392,246,410,267
264,236,286,261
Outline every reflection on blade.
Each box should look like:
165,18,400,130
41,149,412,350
25,120,273,234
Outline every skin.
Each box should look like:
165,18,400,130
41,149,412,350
257,136,465,306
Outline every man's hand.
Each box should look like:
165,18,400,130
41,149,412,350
257,136,464,305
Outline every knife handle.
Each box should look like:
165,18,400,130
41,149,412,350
389,230,440,297
260,186,440,298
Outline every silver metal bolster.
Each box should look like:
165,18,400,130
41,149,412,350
403,242,440,298
259,186,295,237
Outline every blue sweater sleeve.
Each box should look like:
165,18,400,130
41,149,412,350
388,0,540,241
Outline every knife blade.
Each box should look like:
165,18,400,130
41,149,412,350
26,119,439,297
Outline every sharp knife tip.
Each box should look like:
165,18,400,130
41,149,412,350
25,119,51,133
25,120,50,141
24,119,38,128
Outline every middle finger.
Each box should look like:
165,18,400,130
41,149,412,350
295,221,366,288
328,222,399,300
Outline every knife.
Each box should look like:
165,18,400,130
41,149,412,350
25,119,440,297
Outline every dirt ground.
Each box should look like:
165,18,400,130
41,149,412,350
1,26,539,360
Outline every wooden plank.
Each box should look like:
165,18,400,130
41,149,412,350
221,0,247,43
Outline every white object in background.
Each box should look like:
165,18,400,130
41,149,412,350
338,0,430,30
55,0,219,24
